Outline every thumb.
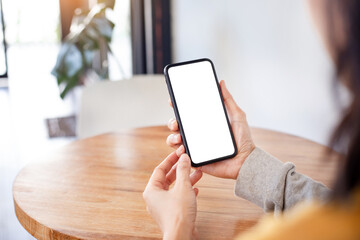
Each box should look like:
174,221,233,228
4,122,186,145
175,154,191,186
220,80,244,121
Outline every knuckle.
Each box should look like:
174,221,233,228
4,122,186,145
223,95,231,103
240,111,246,119
234,108,246,119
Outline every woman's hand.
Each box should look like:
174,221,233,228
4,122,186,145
143,148,203,240
167,80,255,180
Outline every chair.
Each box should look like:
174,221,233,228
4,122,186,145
77,74,174,138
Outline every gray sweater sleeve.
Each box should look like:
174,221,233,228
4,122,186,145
234,147,330,214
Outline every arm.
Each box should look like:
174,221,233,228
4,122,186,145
167,80,330,214
235,147,330,213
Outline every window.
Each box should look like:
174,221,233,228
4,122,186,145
108,0,132,79
0,0,7,78
3,0,60,44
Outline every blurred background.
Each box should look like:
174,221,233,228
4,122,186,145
0,0,341,239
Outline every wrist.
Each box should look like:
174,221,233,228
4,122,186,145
233,144,256,180
163,219,193,240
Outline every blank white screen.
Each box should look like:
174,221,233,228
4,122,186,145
168,60,235,164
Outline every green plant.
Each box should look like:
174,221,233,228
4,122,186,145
52,2,115,99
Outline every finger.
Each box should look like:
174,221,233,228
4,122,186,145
194,187,199,197
176,145,185,157
219,80,244,121
167,118,179,131
197,161,223,176
167,158,200,187
175,154,191,187
168,98,173,108
165,163,177,186
157,151,179,173
165,145,185,186
166,133,182,147
170,143,182,149
149,151,179,186
190,169,203,186
193,226,199,240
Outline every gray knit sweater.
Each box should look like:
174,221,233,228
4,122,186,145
234,147,330,214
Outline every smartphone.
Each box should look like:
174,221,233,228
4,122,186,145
164,58,237,167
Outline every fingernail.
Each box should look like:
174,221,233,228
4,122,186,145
176,145,184,156
179,154,189,162
179,155,186,162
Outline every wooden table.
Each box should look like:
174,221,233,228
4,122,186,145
13,126,339,240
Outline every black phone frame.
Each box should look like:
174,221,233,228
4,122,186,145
164,58,238,167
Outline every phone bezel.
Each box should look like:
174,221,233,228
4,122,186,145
164,58,238,167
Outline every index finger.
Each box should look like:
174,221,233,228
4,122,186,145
148,151,179,187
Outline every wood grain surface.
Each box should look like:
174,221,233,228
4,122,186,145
13,126,340,240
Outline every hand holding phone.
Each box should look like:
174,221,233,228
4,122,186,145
167,76,255,179
165,59,238,167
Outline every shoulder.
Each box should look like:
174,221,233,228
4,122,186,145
236,194,360,240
